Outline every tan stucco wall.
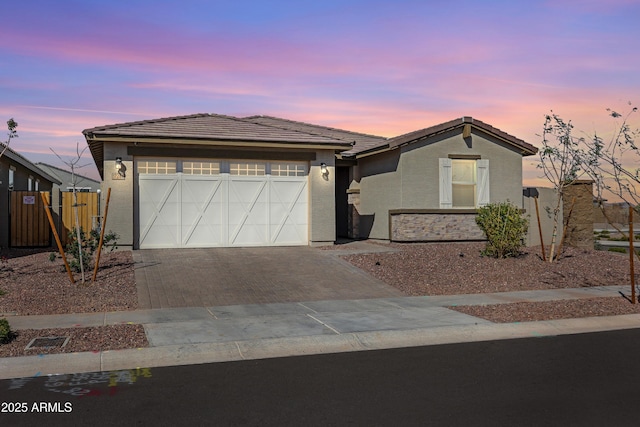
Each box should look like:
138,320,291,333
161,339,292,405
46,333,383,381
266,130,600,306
101,143,134,249
357,150,401,239
357,129,528,240
309,152,336,245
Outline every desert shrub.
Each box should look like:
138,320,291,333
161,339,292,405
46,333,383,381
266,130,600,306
0,318,12,344
476,202,528,258
51,228,119,273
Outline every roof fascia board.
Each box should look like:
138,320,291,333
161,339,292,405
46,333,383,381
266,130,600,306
469,125,537,156
388,123,536,156
353,145,393,159
86,135,351,151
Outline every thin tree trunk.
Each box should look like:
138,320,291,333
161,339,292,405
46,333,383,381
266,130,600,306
548,194,563,262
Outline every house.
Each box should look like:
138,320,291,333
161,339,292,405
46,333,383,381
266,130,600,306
82,114,537,250
35,163,101,193
0,144,61,248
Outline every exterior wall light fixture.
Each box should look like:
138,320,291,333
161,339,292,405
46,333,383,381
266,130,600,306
320,162,328,175
115,157,126,177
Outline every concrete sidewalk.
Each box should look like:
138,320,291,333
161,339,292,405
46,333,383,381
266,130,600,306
2,285,638,380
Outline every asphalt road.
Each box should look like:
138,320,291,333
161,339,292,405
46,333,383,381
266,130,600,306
2,328,640,426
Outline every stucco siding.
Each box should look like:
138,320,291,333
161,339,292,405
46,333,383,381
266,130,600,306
102,142,134,249
358,150,401,239
356,129,528,240
308,151,336,244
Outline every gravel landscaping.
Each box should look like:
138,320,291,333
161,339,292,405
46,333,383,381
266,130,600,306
342,241,640,322
450,297,640,323
0,250,137,316
1,242,639,358
342,242,633,295
0,324,147,358
1,249,146,357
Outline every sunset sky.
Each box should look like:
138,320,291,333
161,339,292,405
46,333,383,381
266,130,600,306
1,0,638,184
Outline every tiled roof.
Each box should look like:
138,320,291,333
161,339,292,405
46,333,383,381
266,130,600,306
383,116,538,156
0,143,62,185
83,113,353,146
242,115,387,155
84,113,354,178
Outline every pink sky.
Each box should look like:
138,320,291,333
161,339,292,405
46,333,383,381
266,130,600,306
1,0,638,187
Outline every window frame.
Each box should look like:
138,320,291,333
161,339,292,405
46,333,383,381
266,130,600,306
439,157,489,209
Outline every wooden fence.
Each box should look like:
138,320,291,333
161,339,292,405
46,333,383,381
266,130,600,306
60,191,99,246
10,191,51,247
9,190,100,247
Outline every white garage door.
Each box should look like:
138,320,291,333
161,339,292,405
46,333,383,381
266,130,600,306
138,160,308,248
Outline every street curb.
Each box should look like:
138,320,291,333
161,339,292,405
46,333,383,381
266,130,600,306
2,313,640,380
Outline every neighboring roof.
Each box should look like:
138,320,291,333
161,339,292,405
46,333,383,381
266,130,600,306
84,113,354,177
358,116,538,157
35,163,101,189
0,143,62,185
242,115,387,155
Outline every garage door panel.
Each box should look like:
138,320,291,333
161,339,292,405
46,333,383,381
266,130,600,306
269,179,307,245
181,177,225,247
139,176,180,248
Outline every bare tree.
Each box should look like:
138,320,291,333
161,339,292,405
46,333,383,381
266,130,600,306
538,103,639,256
537,113,586,261
580,104,639,217
51,143,92,283
0,118,18,159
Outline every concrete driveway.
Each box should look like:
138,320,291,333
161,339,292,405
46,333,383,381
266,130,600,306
133,246,403,309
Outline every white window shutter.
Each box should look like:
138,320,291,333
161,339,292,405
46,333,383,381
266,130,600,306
477,159,490,206
439,158,452,208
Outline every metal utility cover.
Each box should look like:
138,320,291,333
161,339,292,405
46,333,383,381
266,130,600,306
25,336,70,350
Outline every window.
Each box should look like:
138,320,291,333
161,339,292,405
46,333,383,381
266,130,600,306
8,166,15,190
183,161,220,175
451,160,476,207
439,158,489,208
270,162,307,177
28,175,34,191
230,162,265,176
35,179,39,191
137,160,177,174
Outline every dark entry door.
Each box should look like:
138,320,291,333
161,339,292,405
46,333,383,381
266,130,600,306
335,166,350,238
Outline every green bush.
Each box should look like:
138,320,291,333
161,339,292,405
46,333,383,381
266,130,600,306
476,202,528,258
51,228,119,273
0,318,12,344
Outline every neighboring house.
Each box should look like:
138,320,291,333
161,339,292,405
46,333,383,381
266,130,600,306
0,143,61,248
35,163,101,193
82,114,538,250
